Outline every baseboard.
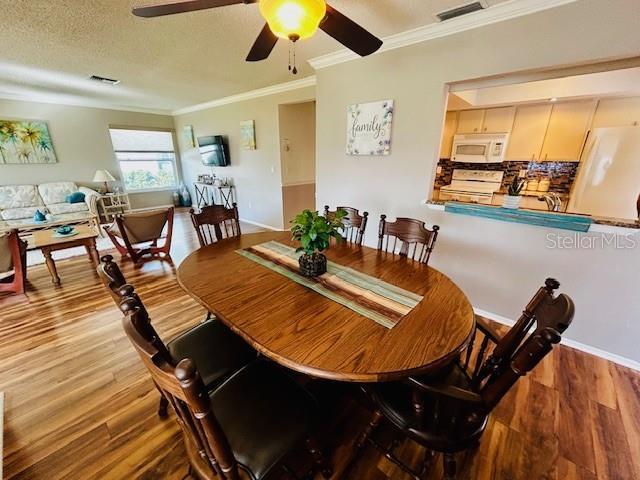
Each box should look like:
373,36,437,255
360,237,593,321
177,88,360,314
473,307,640,372
239,218,283,232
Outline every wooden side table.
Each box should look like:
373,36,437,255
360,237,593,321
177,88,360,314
32,225,100,285
98,193,131,223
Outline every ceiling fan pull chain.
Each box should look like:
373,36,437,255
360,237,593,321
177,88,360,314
288,43,292,72
292,41,298,75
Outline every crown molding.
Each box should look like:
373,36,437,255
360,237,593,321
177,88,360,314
172,75,317,116
0,90,172,116
308,0,579,70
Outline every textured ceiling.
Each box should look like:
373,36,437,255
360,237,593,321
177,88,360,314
0,0,507,112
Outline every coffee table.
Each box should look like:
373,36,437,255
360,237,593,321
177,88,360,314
32,225,100,286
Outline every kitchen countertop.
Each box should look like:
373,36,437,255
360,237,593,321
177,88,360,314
495,189,569,198
424,200,640,230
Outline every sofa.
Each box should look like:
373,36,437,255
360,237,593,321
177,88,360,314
0,182,100,225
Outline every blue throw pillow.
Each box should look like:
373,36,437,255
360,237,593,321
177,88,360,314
66,191,86,204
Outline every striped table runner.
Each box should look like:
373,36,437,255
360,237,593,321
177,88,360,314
236,241,423,329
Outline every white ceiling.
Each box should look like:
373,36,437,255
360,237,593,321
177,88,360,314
0,0,509,113
451,67,640,108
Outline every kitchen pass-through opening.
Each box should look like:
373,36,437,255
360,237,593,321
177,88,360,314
433,57,640,221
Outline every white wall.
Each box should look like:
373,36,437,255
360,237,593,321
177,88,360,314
174,87,315,230
315,0,640,363
0,98,177,209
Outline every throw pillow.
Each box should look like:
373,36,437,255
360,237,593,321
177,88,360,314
66,191,86,204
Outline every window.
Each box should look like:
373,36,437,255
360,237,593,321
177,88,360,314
109,128,178,192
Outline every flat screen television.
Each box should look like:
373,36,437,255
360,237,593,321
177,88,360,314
198,135,230,167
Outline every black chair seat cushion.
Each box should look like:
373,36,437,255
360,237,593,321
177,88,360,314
168,319,256,390
369,363,488,453
210,360,318,480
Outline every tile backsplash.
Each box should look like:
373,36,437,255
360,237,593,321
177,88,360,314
434,159,579,194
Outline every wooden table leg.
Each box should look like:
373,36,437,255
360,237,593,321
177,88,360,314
42,247,60,285
86,238,100,266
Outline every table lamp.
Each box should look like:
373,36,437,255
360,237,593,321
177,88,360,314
93,169,116,193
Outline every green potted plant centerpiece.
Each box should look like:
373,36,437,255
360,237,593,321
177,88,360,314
503,176,525,209
291,209,347,277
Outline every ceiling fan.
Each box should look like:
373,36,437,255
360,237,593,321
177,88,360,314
132,0,383,73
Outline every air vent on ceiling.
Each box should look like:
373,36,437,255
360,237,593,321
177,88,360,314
89,75,120,85
436,1,487,22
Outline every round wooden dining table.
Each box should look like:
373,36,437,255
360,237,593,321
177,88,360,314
177,231,475,383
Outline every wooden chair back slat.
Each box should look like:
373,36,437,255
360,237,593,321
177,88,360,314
324,206,369,246
377,215,440,265
190,204,241,248
121,299,241,479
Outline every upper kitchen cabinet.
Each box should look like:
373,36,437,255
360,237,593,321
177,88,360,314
540,100,596,161
505,104,552,161
591,97,640,128
481,107,515,133
440,111,458,158
456,107,515,134
456,109,485,133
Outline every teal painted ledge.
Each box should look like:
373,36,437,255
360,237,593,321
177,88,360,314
444,202,592,232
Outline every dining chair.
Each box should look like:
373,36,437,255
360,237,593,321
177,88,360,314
97,255,256,418
190,204,241,248
0,229,27,295
324,205,369,246
120,294,332,480
377,215,440,264
353,278,574,480
104,206,174,264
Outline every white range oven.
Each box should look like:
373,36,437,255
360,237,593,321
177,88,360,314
451,133,509,163
439,169,504,205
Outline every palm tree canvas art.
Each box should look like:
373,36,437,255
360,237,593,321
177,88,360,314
0,120,57,164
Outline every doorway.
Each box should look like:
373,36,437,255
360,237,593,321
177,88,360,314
279,101,316,227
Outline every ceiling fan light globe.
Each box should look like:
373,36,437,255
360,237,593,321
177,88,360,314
259,0,326,40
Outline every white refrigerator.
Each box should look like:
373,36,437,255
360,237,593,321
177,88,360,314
567,126,640,219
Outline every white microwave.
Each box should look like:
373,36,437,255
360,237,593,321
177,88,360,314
451,133,509,163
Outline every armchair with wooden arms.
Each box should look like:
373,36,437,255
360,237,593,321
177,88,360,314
0,229,27,294
355,278,575,480
104,207,174,263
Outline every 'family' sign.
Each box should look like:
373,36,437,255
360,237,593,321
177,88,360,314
346,100,394,156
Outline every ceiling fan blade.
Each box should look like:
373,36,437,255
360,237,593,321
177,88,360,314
132,0,255,18
246,23,279,62
320,4,383,57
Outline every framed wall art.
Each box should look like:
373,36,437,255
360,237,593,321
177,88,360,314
346,100,394,156
0,120,57,164
240,120,256,150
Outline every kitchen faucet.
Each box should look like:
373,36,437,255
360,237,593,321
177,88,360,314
538,192,562,212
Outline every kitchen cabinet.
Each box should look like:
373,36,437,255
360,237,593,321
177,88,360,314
591,97,640,128
456,109,485,134
440,111,458,158
505,104,552,161
481,107,515,133
540,100,595,161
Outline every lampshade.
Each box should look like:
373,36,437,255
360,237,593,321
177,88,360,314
93,169,116,182
259,0,326,41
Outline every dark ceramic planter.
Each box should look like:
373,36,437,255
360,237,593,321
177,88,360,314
299,253,327,277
